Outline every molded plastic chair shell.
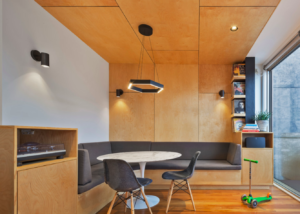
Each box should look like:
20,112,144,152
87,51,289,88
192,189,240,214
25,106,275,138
162,151,201,180
104,159,152,192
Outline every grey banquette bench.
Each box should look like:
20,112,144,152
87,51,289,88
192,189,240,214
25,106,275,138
78,141,241,194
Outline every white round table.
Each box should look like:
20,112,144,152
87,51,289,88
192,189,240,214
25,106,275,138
97,151,181,209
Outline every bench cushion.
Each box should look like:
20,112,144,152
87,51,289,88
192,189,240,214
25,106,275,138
81,142,111,166
145,160,241,170
78,149,92,185
151,142,230,160
227,143,241,165
78,144,84,149
111,141,152,153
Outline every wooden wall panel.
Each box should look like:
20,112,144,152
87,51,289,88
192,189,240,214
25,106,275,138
43,7,152,63
155,64,198,142
153,51,198,64
109,63,155,93
0,127,15,214
200,0,280,6
199,65,232,93
109,64,234,142
199,93,232,142
35,0,118,6
199,7,276,64
116,0,199,51
109,93,154,141
18,160,77,214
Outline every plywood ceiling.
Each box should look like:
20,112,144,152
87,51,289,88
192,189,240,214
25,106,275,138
35,0,280,64
35,0,118,6
200,0,280,7
199,7,276,64
43,7,152,63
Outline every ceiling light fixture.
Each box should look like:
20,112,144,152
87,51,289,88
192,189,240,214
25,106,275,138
230,26,238,32
128,24,164,93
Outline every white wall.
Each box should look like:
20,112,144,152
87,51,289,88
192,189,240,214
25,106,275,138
2,0,109,143
248,0,300,65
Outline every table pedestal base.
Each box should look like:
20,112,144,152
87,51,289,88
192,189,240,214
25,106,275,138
127,195,160,209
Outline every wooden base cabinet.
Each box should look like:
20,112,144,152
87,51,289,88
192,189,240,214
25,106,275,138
18,160,77,214
0,126,78,214
242,148,273,185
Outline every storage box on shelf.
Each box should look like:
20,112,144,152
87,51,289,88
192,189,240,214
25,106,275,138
232,132,273,186
0,126,78,214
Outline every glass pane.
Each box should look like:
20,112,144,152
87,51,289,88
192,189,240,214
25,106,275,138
272,46,300,196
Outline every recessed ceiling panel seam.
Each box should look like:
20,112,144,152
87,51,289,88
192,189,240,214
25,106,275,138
115,0,155,64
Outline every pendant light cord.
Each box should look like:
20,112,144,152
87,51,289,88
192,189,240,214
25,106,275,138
149,37,159,82
140,36,145,79
137,36,145,79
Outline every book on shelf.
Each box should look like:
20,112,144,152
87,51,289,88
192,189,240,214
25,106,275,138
242,124,260,132
231,99,245,114
232,118,245,132
242,130,260,132
232,82,245,95
232,63,246,76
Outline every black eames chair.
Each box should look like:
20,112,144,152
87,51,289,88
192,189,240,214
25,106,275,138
162,151,201,213
103,159,153,214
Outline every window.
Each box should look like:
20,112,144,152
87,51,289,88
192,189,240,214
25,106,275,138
271,46,300,196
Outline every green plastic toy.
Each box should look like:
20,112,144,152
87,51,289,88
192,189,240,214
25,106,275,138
241,158,272,208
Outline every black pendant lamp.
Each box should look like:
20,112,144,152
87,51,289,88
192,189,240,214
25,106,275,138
128,24,164,93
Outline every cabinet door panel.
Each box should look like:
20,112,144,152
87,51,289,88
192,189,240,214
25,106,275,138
18,160,77,214
242,149,273,185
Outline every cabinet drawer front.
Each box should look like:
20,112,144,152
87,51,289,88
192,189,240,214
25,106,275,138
18,160,77,214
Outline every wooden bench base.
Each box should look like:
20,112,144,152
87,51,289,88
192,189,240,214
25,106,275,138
77,182,115,214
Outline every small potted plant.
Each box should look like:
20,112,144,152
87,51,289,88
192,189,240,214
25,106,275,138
253,111,271,132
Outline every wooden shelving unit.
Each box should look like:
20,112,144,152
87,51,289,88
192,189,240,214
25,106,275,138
231,75,246,83
17,156,77,171
231,95,246,100
231,113,246,118
232,132,274,185
231,72,246,120
0,126,78,214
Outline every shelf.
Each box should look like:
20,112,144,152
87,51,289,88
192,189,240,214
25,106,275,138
17,157,77,171
241,132,274,148
242,132,273,135
231,113,246,118
242,148,273,150
231,95,246,100
231,75,246,83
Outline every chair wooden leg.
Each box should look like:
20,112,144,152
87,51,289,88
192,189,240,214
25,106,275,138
186,180,196,211
107,192,118,214
130,193,135,214
141,188,153,214
166,180,175,213
124,192,129,212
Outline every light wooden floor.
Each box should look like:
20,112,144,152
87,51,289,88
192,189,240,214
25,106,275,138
97,186,300,214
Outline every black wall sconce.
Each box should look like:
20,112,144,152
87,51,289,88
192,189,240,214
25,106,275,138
116,89,123,98
31,50,50,68
219,90,225,98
